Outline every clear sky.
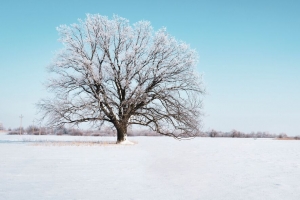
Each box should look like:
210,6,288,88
0,0,299,135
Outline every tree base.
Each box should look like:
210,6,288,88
116,140,135,145
116,134,135,145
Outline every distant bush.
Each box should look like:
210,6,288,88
68,129,84,136
8,131,20,135
278,133,288,139
294,136,300,140
8,128,25,135
26,126,39,135
209,129,218,137
25,126,48,135
91,133,101,136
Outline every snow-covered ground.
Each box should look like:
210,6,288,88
0,134,300,200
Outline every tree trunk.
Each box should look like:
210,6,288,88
117,125,127,143
116,123,133,144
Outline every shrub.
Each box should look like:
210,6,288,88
294,136,300,140
8,131,20,135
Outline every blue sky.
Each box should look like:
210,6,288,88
0,0,299,135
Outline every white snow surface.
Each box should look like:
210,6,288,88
1,134,300,200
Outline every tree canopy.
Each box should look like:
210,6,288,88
38,14,205,143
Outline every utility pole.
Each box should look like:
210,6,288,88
19,115,23,135
32,120,35,134
39,123,41,135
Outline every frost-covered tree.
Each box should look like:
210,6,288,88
38,14,204,144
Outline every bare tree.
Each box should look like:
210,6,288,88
37,14,204,143
0,122,3,131
209,129,218,137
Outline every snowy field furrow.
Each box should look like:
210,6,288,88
0,134,300,200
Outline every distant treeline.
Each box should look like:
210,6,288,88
202,129,289,139
7,126,299,139
7,126,160,137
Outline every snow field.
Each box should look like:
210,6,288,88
0,135,300,200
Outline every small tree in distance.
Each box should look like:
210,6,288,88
37,14,204,144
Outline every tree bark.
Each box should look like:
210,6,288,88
115,122,134,144
116,125,127,143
